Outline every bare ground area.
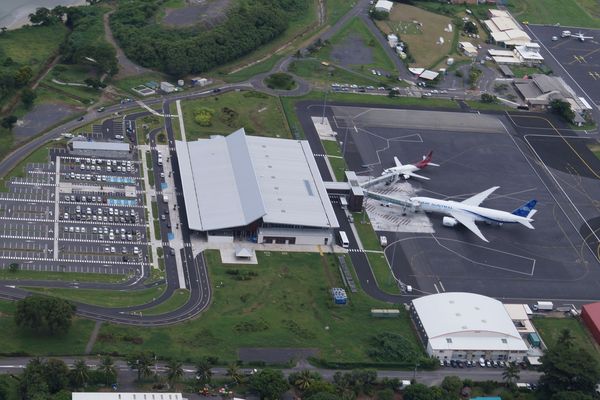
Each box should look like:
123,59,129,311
162,0,232,28
14,103,81,140
103,11,154,80
330,33,374,67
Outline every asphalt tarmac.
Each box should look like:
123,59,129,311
298,102,600,305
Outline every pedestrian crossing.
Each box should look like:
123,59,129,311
347,248,364,253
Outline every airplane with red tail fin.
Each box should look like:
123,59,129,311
382,150,439,180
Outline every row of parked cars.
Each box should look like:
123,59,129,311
441,359,514,368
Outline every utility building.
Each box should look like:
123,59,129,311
411,292,528,362
176,129,339,245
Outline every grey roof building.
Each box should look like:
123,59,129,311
176,129,338,243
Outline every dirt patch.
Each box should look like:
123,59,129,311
14,103,80,140
330,33,374,67
238,347,319,364
162,0,232,28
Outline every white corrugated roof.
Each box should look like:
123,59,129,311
488,9,511,18
72,393,182,400
413,292,528,351
72,141,130,151
492,56,521,64
176,129,338,231
419,70,439,80
491,17,519,32
488,49,514,56
375,0,393,12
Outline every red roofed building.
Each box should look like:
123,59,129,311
581,302,600,345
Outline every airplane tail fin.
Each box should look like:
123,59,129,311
512,199,537,217
416,151,436,168
394,156,402,167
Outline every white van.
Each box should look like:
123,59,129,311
338,231,349,248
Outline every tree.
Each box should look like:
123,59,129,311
195,358,212,385
502,363,520,386
127,352,154,381
303,380,336,398
539,345,600,395
249,368,289,400
306,393,338,400
1,115,17,131
481,93,497,103
441,375,462,396
289,370,320,391
19,358,49,400
70,359,90,389
21,88,37,109
558,328,574,348
464,21,478,34
8,263,19,273
43,359,69,393
83,78,106,90
376,388,394,400
14,66,33,87
403,383,436,400
15,296,75,335
550,99,575,122
165,360,183,387
98,356,116,385
226,363,242,385
371,10,389,20
551,391,594,400
29,8,55,26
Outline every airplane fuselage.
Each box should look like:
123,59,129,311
411,197,529,225
383,165,419,176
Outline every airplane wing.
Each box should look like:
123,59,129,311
450,210,489,242
394,156,403,167
461,186,500,207
404,172,430,180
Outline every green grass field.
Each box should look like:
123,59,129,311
532,317,600,364
352,214,382,251
465,101,511,111
325,0,358,27
93,251,422,364
375,4,454,68
366,253,400,295
0,269,127,283
318,17,396,74
288,59,386,88
321,140,348,181
588,144,600,160
180,91,291,140
0,141,66,191
0,300,95,356
0,24,67,73
223,54,285,83
509,0,600,28
24,285,166,308
140,289,190,315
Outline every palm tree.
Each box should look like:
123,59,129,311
502,363,520,385
98,356,116,386
72,359,90,389
166,360,183,388
196,359,212,384
294,370,315,391
558,328,574,348
128,353,153,381
226,363,242,385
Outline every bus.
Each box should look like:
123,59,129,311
338,230,349,248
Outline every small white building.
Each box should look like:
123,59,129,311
387,33,398,48
459,41,478,57
160,81,176,93
411,292,528,362
375,0,393,13
191,77,210,87
514,43,544,66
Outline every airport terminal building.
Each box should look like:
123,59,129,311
176,129,339,245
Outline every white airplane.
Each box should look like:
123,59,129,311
382,150,439,180
572,31,593,42
410,186,537,242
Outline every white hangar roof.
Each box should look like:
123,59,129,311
412,292,528,351
176,128,339,232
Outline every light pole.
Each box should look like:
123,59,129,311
321,90,329,124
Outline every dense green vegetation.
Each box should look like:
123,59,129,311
110,0,308,77
63,6,117,75
24,285,166,308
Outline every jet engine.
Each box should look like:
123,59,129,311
442,216,458,227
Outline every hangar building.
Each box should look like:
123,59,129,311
411,292,528,362
176,128,339,245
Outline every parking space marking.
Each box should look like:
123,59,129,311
53,158,61,260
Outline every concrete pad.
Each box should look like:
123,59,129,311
311,116,337,140
219,247,258,264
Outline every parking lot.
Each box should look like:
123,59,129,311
0,150,150,279
527,25,600,105
323,104,600,302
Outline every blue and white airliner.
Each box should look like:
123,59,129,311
410,186,537,242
